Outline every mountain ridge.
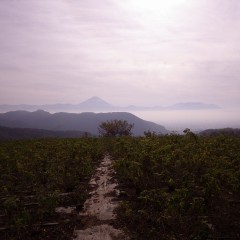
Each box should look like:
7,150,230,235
0,97,220,112
0,110,169,136
199,128,240,136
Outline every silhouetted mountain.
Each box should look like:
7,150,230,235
0,97,220,112
78,96,114,110
199,128,240,136
0,126,90,140
0,110,169,136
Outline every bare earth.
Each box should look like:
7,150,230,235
73,155,129,240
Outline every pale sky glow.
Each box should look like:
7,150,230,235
0,0,240,108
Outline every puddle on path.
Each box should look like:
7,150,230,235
73,155,129,240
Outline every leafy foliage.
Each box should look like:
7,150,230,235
109,134,240,239
1,131,240,239
0,138,104,239
98,119,134,137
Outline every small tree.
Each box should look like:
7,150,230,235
98,119,134,137
144,130,157,137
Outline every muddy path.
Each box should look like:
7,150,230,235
73,155,129,240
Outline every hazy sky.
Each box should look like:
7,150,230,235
0,0,240,107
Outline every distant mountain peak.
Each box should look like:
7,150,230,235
89,96,104,101
79,96,113,108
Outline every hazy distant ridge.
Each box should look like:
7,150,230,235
0,97,220,112
199,128,240,136
0,110,168,136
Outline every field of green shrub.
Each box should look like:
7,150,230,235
109,133,240,239
1,133,240,239
0,138,104,239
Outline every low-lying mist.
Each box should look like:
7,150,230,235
130,108,240,133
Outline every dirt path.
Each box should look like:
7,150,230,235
73,155,129,240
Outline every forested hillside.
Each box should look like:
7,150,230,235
0,110,168,136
